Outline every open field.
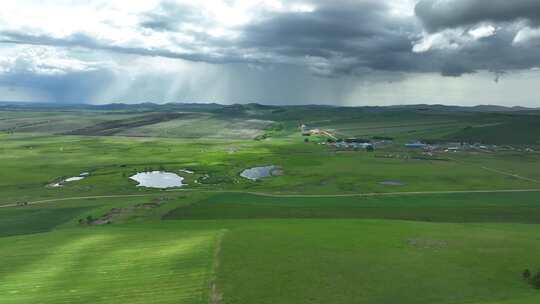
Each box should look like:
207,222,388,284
117,114,273,139
1,132,539,204
0,225,221,304
0,111,144,134
1,103,540,304
163,191,540,223
0,207,89,237
217,220,540,304
64,113,187,136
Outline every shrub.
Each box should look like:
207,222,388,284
523,269,531,280
531,271,540,289
372,136,394,141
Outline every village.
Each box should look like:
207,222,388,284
300,124,536,155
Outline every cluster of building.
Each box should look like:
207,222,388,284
404,141,481,152
404,141,536,153
300,123,536,154
332,140,374,150
301,124,337,139
301,124,388,151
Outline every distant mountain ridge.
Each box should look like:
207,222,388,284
0,101,537,113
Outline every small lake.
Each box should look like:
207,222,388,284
240,166,280,181
49,173,88,187
130,171,185,189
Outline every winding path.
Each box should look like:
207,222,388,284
2,188,540,208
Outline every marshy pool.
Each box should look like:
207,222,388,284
130,171,185,189
49,173,88,187
240,166,281,181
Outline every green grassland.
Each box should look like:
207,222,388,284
3,193,540,304
2,104,539,143
1,104,540,304
0,207,89,237
444,114,540,145
163,192,540,223
0,225,222,304
216,220,540,304
1,132,539,204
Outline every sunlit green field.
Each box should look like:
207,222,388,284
0,225,222,304
2,105,540,304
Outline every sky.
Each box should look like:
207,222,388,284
0,0,539,106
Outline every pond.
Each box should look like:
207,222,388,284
49,173,88,187
240,166,280,181
130,171,185,189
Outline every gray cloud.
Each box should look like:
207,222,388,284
236,1,418,75
139,1,202,32
0,31,238,64
0,47,116,103
0,0,540,87
0,1,425,77
412,0,540,76
416,0,540,32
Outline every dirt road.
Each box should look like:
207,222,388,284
2,188,540,208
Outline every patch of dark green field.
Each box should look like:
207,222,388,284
163,192,540,223
0,207,89,237
445,115,540,145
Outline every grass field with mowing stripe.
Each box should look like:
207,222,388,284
0,226,222,304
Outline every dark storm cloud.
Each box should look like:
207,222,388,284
134,0,540,77
1,0,540,80
231,0,540,77
416,0,540,32
240,3,412,56
418,26,540,77
0,1,422,76
233,1,422,76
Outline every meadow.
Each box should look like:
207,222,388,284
1,103,540,303
0,225,222,304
